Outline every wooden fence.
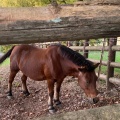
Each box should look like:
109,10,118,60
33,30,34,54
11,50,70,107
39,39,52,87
39,38,120,89
70,38,120,89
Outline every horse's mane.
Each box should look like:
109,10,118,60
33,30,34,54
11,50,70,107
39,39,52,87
52,44,94,71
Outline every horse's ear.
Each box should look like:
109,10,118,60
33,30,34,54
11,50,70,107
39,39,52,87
93,63,100,69
78,66,87,72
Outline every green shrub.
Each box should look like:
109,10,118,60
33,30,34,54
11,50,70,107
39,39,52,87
0,0,76,7
0,45,14,53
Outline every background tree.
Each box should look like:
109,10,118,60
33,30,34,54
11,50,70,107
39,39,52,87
0,0,76,7
0,45,14,53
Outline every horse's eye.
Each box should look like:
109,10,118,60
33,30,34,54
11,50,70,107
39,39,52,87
85,80,90,88
86,80,90,85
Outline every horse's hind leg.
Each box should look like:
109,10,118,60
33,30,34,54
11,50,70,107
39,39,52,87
21,74,30,96
54,80,63,106
7,70,18,99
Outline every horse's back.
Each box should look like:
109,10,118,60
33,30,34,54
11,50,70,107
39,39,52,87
10,44,63,80
10,45,43,71
11,45,38,54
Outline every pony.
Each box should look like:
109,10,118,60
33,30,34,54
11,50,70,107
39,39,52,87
0,44,99,113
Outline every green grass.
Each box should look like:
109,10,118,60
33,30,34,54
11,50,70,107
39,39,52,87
88,51,120,77
88,51,108,61
0,58,10,66
88,51,120,62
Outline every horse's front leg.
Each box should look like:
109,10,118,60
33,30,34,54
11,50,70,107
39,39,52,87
54,80,63,106
47,79,55,113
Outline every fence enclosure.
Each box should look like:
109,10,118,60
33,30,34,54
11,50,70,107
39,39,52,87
70,38,120,89
39,38,120,89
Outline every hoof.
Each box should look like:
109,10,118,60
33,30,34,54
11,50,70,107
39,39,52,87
49,109,56,114
54,100,61,106
23,91,30,96
7,95,13,99
6,91,13,99
48,106,56,114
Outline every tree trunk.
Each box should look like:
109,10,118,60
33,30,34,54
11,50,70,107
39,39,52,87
0,5,120,45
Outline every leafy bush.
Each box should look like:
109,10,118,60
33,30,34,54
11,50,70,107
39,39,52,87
0,0,77,7
0,45,14,53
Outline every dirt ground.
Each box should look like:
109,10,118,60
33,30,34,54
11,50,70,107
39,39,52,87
0,66,120,120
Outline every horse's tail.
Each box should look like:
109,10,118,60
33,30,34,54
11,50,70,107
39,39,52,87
0,46,15,64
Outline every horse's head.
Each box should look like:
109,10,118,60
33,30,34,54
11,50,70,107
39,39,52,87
77,63,100,104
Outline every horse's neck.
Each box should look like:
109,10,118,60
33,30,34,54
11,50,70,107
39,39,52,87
61,59,79,77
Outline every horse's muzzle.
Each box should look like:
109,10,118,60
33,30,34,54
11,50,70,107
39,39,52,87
93,97,99,104
88,97,99,104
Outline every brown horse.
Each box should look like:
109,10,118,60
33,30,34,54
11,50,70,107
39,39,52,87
0,44,99,113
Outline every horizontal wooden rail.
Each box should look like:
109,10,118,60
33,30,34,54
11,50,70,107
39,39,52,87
0,5,120,44
109,77,120,86
97,73,106,81
110,62,120,68
89,59,120,68
112,45,120,51
96,73,120,86
88,59,107,66
70,46,109,51
70,45,120,51
40,42,60,45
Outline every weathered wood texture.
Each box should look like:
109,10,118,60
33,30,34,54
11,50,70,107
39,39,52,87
0,5,120,44
106,38,117,89
35,104,120,120
88,59,120,68
92,0,120,5
70,45,120,51
74,0,120,6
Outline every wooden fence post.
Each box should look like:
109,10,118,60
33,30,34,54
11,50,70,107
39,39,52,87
106,38,117,90
83,39,89,58
67,41,71,47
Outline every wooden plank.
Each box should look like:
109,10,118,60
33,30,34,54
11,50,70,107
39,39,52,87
98,73,107,81
96,73,120,86
112,45,120,51
69,46,84,51
70,45,120,51
110,62,120,68
109,77,120,86
88,59,120,68
40,42,60,45
70,46,109,51
88,59,107,66
0,5,120,44
93,0,120,5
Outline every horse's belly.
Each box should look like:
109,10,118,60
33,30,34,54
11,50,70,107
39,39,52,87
19,59,52,81
30,75,46,81
21,68,46,81
27,73,46,81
